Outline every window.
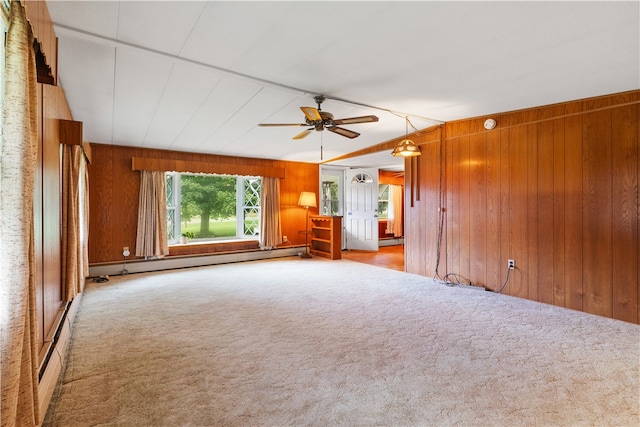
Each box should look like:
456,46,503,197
166,172,261,243
320,167,344,217
378,184,390,219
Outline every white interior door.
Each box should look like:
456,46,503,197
345,168,379,251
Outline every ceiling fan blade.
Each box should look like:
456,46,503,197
328,126,360,139
293,129,313,140
300,106,322,121
258,123,307,127
332,115,379,125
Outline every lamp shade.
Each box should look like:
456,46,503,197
298,191,317,208
391,139,422,157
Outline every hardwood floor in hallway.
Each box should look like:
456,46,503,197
341,244,404,272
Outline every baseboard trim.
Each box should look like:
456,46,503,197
89,246,304,277
379,237,404,247
38,294,82,425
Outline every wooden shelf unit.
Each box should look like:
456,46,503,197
309,215,342,260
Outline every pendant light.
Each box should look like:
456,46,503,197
391,116,421,157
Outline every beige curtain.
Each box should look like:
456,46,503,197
135,170,169,258
0,1,40,425
61,144,87,301
386,184,403,237
81,156,90,280
259,176,282,250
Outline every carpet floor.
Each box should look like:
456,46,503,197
44,257,639,426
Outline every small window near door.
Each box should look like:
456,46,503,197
378,184,389,219
351,172,374,184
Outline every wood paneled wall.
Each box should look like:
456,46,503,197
34,84,71,360
88,144,319,263
406,90,639,324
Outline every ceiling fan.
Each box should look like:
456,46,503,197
258,95,379,140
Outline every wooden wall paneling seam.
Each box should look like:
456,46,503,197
438,129,447,279
509,125,528,299
537,120,555,305
611,103,638,322
499,128,511,294
485,128,501,290
564,114,584,311
527,123,539,302
469,133,487,287
459,135,471,279
446,136,460,276
582,109,613,318
552,118,566,307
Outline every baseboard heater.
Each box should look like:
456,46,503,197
89,246,303,277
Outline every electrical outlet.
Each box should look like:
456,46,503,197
508,259,515,270
123,246,130,257
283,236,288,242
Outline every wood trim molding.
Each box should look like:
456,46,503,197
59,119,82,145
131,157,286,179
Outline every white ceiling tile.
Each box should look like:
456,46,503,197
48,0,120,38
179,2,297,70
111,47,174,146
117,1,206,55
170,77,280,152
143,63,222,148
55,33,115,144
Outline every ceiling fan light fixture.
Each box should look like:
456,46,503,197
391,116,422,157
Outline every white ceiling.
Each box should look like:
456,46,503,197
47,1,639,170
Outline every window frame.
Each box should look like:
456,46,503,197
165,172,261,244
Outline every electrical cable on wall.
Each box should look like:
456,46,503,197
430,123,513,293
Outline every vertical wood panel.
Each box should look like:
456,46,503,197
459,137,471,278
612,104,638,322
469,133,487,287
428,138,442,277
582,109,613,317
42,85,68,343
509,126,528,299
485,129,501,290
552,118,566,307
499,129,511,293
446,137,461,276
564,115,584,311
88,145,113,263
527,124,539,301
537,120,555,304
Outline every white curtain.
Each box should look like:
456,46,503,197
386,184,403,237
259,176,282,249
0,1,40,424
135,170,169,258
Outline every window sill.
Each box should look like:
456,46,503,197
169,238,258,247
